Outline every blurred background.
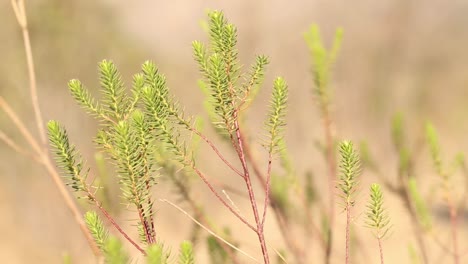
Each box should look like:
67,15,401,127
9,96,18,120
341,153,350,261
1,0,468,263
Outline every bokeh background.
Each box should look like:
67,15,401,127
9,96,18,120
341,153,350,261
1,0,468,263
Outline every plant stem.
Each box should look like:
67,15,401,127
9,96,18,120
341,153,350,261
447,195,459,264
189,164,257,231
8,0,102,255
323,107,336,264
169,174,241,264
233,113,270,264
345,204,351,264
94,200,146,254
162,199,260,263
11,0,47,148
241,132,313,264
378,237,384,264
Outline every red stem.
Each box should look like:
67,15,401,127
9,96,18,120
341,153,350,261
345,204,351,264
378,237,384,264
233,112,270,264
94,199,146,254
190,164,257,231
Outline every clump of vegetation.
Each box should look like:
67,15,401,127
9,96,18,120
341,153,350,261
2,1,467,264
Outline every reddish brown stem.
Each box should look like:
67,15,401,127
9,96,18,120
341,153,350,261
190,164,256,231
94,200,146,254
183,123,243,177
378,237,384,264
241,132,310,263
233,113,270,264
345,204,351,264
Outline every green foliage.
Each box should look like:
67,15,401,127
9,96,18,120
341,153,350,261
68,79,102,118
304,24,343,107
99,60,132,121
425,122,443,176
391,113,412,176
337,141,361,206
270,173,290,213
104,237,130,264
84,211,109,250
146,244,170,264
193,10,273,136
207,235,230,264
264,77,288,154
47,120,94,198
365,184,391,239
178,241,195,264
408,177,432,231
391,112,405,151
62,253,72,264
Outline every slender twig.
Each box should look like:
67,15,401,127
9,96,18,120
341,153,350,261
190,163,257,231
223,190,244,217
8,0,101,255
261,155,273,227
378,237,384,264
322,107,336,264
446,189,460,264
345,204,351,264
0,129,40,162
93,199,146,254
0,97,43,155
161,199,260,263
183,122,244,177
232,111,270,264
41,157,101,255
11,0,47,148
241,133,310,263
168,172,241,264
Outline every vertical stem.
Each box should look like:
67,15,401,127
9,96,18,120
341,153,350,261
11,0,47,148
448,199,459,264
233,112,270,264
323,108,336,264
10,0,101,256
378,237,384,264
345,204,351,264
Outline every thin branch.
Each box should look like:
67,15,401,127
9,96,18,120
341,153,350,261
161,199,260,263
0,97,43,156
41,158,101,255
11,0,47,149
0,129,40,162
190,164,257,231
9,0,101,255
322,107,336,264
261,156,273,227
378,237,384,264
93,199,146,254
232,110,270,264
222,190,244,218
187,124,243,177
241,133,310,263
168,172,242,264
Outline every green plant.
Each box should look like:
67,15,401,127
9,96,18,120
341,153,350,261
337,141,361,264
3,1,468,264
365,184,391,264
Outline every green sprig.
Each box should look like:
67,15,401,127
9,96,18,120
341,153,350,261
84,211,109,250
337,140,361,205
365,184,391,239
